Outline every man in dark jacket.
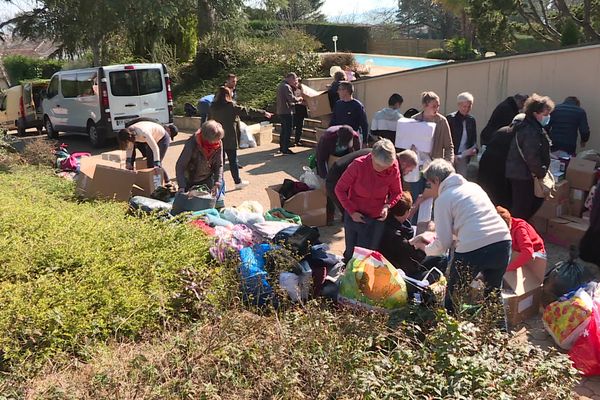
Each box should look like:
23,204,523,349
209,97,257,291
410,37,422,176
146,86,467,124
447,92,477,177
548,96,590,155
481,94,528,145
330,81,369,145
477,113,525,209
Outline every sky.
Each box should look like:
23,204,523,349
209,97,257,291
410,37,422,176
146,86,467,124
1,0,399,22
321,0,397,21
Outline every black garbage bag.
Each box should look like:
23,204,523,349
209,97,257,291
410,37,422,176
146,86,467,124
542,245,591,306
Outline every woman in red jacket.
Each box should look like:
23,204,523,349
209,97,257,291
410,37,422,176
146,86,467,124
496,206,546,271
335,138,403,261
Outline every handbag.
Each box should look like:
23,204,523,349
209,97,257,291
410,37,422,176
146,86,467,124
514,130,556,199
171,185,216,215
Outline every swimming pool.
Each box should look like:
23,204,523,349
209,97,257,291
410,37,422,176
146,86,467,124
354,54,446,69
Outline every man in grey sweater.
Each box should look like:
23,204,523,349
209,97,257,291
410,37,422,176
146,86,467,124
276,72,303,154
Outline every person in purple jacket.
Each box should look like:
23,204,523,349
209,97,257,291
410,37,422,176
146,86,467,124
329,81,369,145
316,125,360,179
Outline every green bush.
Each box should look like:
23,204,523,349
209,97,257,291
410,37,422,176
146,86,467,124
3,55,64,85
319,52,356,75
426,48,451,59
444,37,478,60
0,166,214,366
561,19,581,47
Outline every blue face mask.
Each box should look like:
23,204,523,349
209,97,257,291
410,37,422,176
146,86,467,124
541,115,551,126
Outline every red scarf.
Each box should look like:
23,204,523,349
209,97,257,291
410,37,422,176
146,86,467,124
196,132,221,158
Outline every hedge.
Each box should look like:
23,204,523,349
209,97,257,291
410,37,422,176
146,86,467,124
3,55,64,86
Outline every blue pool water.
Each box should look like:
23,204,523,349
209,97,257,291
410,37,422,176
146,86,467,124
354,54,445,69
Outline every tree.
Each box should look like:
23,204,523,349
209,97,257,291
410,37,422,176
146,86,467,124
466,0,516,51
396,0,457,38
276,0,325,22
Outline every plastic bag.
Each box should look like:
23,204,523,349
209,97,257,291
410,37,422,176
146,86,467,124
542,246,589,306
570,301,600,376
172,186,216,215
299,166,320,189
543,286,594,349
239,244,277,307
339,247,408,310
220,207,265,225
265,208,302,225
238,121,257,149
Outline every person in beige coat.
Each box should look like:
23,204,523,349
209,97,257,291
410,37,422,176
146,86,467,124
412,91,454,162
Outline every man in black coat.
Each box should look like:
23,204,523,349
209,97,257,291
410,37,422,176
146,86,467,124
480,94,528,146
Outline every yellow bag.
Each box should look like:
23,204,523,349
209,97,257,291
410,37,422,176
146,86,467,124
339,247,408,309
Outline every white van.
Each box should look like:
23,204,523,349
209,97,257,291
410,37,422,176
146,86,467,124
42,63,173,147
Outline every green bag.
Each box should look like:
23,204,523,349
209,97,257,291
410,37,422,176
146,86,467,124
308,153,317,170
265,208,302,225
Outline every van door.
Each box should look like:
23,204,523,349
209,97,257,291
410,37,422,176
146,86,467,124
59,73,79,130
43,75,62,127
107,67,167,130
76,71,100,130
22,83,35,124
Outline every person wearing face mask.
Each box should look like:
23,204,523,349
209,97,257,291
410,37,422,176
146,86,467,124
335,139,403,262
505,93,555,220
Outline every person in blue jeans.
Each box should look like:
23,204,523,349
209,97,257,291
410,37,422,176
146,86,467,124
411,159,512,312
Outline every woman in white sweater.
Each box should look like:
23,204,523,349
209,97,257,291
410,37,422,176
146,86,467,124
412,159,511,310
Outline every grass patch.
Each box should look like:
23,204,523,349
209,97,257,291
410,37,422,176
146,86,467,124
0,166,216,367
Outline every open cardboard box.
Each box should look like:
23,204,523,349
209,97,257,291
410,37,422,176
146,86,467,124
502,253,547,328
265,183,327,227
301,85,331,117
546,216,589,247
77,158,160,201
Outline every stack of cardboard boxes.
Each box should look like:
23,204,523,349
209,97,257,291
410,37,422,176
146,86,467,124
531,156,599,247
503,153,599,328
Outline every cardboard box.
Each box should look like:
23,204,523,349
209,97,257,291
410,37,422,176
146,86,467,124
553,180,570,203
502,255,547,327
76,158,159,202
265,184,327,227
566,158,597,190
135,157,148,170
533,199,567,220
569,188,588,217
529,215,548,234
101,150,125,163
546,217,589,247
301,87,331,118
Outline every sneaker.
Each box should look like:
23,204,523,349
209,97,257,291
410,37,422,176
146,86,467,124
235,180,249,189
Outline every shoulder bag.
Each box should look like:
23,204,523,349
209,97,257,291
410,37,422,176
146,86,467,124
515,130,556,199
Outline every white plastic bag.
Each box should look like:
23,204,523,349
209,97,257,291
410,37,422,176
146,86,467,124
299,166,320,189
239,121,257,149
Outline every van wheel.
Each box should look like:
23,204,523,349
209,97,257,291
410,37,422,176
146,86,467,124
88,122,105,148
45,117,58,139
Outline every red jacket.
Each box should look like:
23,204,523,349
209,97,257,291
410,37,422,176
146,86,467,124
334,153,403,219
508,217,546,271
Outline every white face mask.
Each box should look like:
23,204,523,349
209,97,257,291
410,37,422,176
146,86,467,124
541,115,551,126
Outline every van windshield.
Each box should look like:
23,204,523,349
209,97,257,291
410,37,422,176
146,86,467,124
109,69,163,97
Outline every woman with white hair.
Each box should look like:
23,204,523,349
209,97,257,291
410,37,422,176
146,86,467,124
447,92,477,177
412,159,511,310
335,139,403,261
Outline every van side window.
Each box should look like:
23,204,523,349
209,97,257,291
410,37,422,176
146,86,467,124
61,74,78,98
0,95,6,111
109,69,162,97
77,72,97,97
47,76,59,99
